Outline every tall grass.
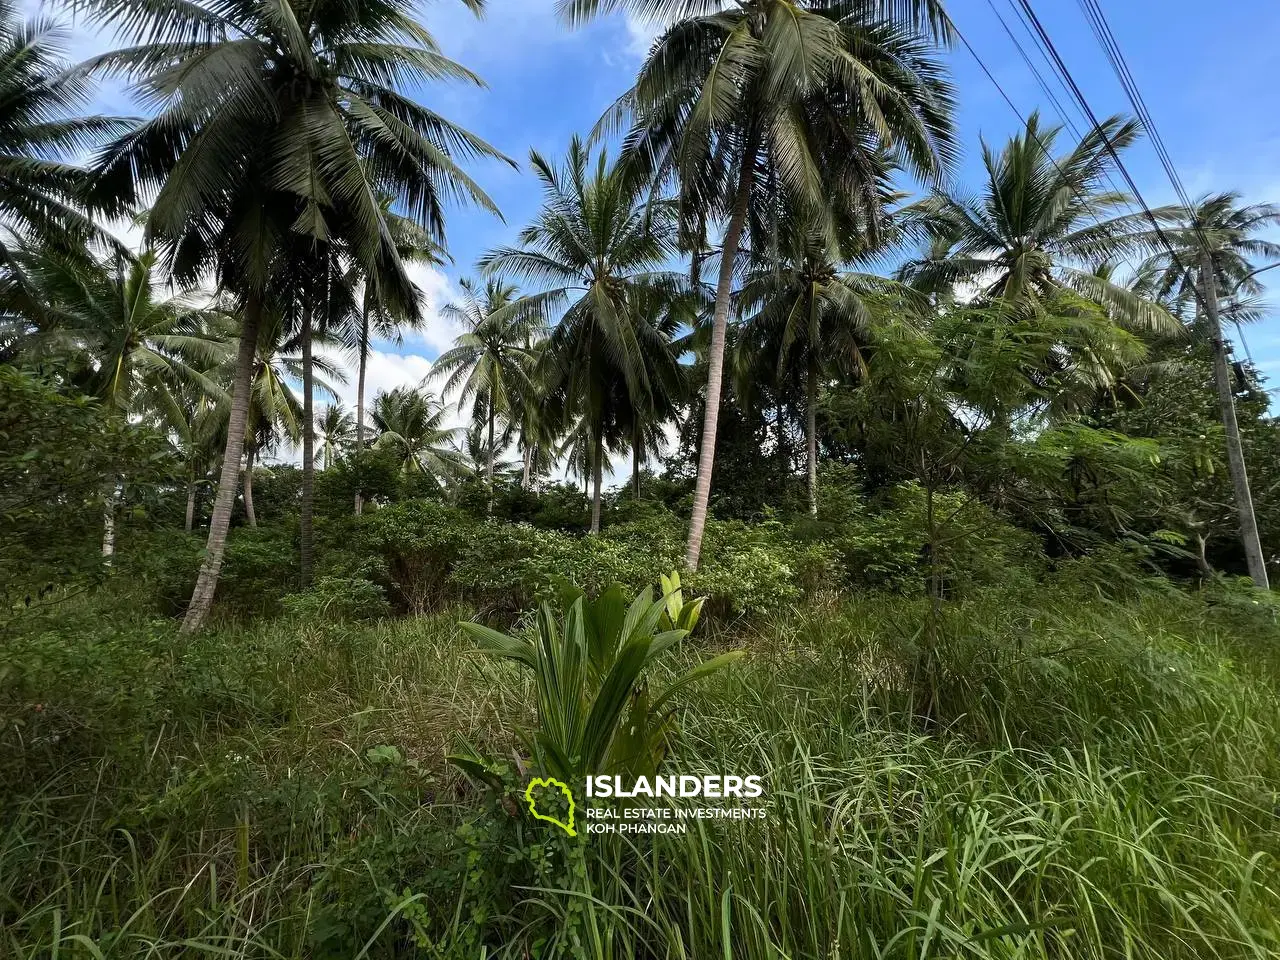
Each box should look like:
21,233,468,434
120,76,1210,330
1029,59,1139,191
2,583,1278,958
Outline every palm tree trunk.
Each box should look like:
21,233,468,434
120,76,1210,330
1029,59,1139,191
590,434,603,535
1201,254,1269,587
101,482,117,561
243,444,257,528
300,304,315,590
522,443,533,490
487,399,496,514
776,398,787,477
633,426,642,499
806,355,818,517
184,476,196,534
182,294,263,634
685,129,759,570
354,300,369,516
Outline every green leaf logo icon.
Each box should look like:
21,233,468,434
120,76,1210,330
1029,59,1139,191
524,777,577,837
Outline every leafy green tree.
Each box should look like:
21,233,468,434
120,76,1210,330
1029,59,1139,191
80,0,508,631
2,246,225,554
0,368,172,613
481,138,686,532
435,278,544,504
569,0,956,567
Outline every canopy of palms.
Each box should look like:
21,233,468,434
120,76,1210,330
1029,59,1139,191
737,225,921,514
316,403,356,470
571,0,957,567
434,277,544,496
0,0,129,263
481,138,687,532
901,112,1180,335
77,0,509,629
371,385,464,483
3,245,226,420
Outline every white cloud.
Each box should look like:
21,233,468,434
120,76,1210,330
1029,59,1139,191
395,262,467,355
624,14,661,59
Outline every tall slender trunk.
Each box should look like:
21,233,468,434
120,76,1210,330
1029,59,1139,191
243,443,257,528
776,398,787,477
806,355,818,517
590,434,603,534
354,300,369,516
632,426,642,499
685,129,759,570
185,476,196,534
300,302,315,590
487,399,496,514
182,294,263,634
101,482,117,561
522,442,533,491
1201,254,1269,587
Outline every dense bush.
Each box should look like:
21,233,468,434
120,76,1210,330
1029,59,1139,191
5,579,1279,959
281,575,391,623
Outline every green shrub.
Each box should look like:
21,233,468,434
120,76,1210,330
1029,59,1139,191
358,501,474,613
281,576,391,623
452,574,732,785
217,525,300,617
691,543,801,617
449,521,577,614
828,482,1044,596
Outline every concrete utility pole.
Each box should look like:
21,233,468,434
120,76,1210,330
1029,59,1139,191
1201,251,1270,588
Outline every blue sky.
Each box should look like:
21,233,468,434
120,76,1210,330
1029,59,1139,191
46,0,1280,415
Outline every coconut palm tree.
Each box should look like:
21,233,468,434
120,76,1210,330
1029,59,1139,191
0,0,129,265
481,138,687,532
738,228,921,515
371,385,465,484
568,0,957,568
79,0,510,631
354,200,444,515
901,112,1180,334
1141,193,1280,587
435,278,544,507
3,245,226,554
204,307,342,528
316,403,356,471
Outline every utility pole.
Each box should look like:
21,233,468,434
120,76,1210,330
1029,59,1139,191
1201,251,1270,588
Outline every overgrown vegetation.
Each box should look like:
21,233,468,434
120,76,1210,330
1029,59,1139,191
3,0,1280,956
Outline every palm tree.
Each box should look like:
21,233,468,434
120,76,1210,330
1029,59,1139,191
1142,193,1280,587
453,419,521,484
435,278,544,507
371,385,465,483
569,0,956,568
0,1,129,264
481,138,686,533
206,308,342,527
80,0,510,631
316,403,356,471
901,112,1180,335
4,245,226,554
354,199,444,515
738,229,918,515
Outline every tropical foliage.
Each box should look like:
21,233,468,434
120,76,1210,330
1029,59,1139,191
3,1,1280,957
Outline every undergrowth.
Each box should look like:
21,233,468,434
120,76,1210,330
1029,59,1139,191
2,577,1279,958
